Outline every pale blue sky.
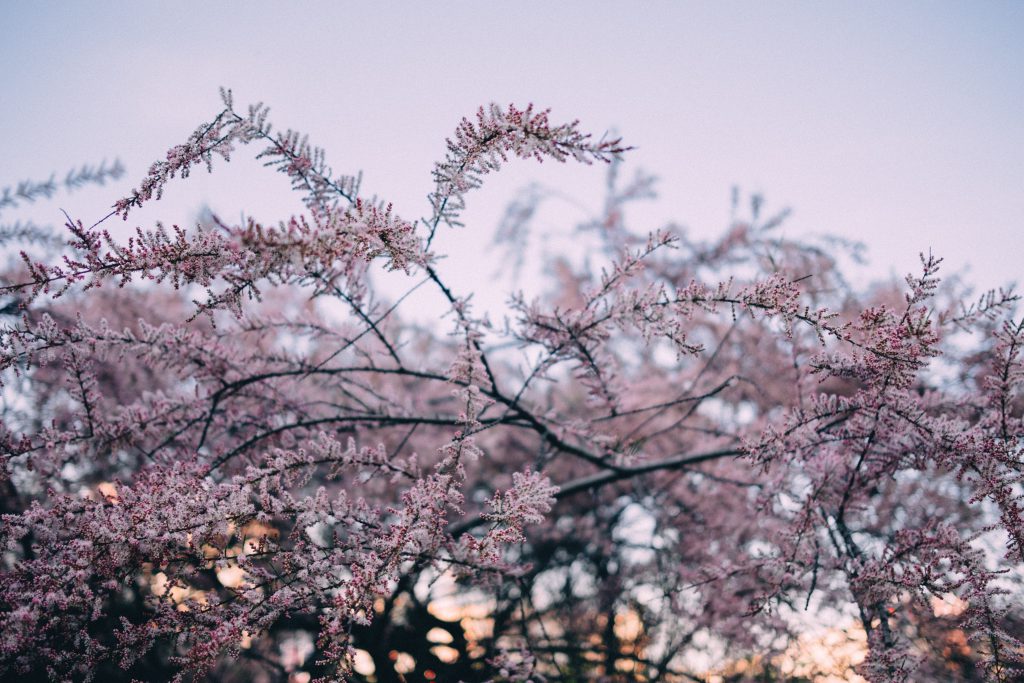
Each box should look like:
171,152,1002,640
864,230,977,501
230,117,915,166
2,2,1022,307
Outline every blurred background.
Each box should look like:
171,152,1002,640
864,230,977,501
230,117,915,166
2,1,1022,312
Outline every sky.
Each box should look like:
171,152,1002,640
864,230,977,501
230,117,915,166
1,1,1022,317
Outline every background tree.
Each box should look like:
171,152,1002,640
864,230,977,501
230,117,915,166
1,92,1022,683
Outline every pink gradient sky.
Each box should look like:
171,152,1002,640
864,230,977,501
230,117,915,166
2,2,1021,307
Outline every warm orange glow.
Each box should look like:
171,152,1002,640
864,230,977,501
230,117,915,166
614,610,644,643
148,571,208,611
942,629,972,661
216,563,247,588
393,652,416,674
430,645,460,664
615,658,635,673
426,627,453,644
931,592,968,618
352,649,375,676
776,624,868,682
426,580,495,643
96,482,119,503
241,520,280,540
705,622,868,683
241,520,280,554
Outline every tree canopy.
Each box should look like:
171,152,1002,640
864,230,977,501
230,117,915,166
1,92,1022,682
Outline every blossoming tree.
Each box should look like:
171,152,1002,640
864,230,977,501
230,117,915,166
1,91,1022,682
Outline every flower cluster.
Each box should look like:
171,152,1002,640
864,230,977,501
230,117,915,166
1,93,1022,683
428,103,628,240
